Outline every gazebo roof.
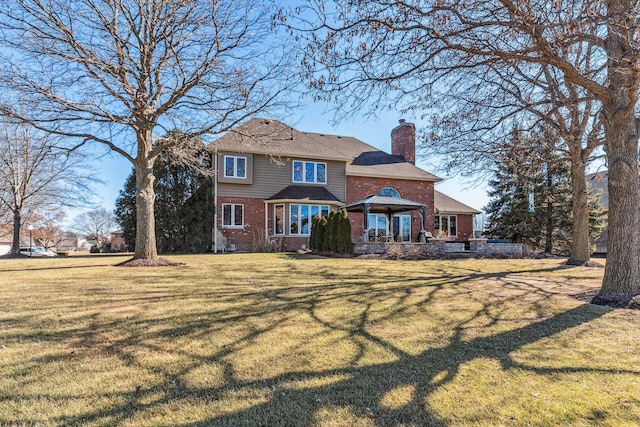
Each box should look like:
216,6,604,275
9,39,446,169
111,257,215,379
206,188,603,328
344,195,426,214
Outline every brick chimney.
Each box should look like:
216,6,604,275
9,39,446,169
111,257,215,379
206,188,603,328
391,119,415,164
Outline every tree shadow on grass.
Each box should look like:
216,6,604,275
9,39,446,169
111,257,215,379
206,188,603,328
0,259,622,426
179,304,609,426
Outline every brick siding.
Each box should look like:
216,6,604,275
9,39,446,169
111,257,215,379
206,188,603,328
455,214,474,241
347,176,435,243
391,121,416,164
217,196,313,252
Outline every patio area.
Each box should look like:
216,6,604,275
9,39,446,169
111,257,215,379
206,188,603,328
353,238,525,256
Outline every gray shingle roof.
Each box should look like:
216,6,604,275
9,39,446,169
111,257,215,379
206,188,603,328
209,118,441,182
434,190,482,214
210,118,354,161
267,185,342,203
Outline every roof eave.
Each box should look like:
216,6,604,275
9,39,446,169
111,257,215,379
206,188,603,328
346,171,442,182
266,198,344,206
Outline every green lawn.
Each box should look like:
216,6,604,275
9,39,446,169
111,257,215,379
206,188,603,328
0,253,638,426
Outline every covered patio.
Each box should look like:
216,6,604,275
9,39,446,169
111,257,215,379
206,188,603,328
345,195,428,243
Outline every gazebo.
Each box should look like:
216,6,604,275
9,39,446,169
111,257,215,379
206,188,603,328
344,195,428,243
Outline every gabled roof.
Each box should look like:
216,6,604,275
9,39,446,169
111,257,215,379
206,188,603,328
345,195,426,214
434,190,481,215
210,118,354,162
209,118,441,182
267,185,343,204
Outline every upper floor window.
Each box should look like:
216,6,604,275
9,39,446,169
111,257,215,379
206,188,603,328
293,160,326,184
224,155,247,178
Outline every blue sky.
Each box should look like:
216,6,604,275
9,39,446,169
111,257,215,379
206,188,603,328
85,103,490,224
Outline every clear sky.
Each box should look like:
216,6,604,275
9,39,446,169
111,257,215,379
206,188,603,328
82,102,490,225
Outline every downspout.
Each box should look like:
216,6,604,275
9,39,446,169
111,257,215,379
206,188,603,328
213,147,218,253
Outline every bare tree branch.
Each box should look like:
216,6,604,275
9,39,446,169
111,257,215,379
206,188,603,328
0,0,299,261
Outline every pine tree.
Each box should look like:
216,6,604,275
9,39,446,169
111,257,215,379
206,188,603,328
485,126,574,254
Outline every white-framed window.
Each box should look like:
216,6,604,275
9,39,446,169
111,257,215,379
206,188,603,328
289,204,330,235
393,215,411,242
367,214,387,241
224,155,247,178
292,160,326,184
367,214,411,242
435,215,457,238
274,204,285,235
222,204,244,228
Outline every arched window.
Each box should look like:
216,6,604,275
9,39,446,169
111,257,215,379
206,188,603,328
379,187,400,198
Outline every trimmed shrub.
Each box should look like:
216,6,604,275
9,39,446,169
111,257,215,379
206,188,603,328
309,215,323,251
336,208,352,253
326,210,337,252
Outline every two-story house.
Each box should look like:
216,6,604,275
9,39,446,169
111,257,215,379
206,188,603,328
210,118,480,252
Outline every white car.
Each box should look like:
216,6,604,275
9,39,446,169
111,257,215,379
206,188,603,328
19,246,57,257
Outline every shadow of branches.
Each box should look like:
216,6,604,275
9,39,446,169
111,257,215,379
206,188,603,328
0,255,628,426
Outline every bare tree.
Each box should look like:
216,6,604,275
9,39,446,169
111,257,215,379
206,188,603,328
0,119,94,255
72,208,117,253
0,0,296,264
422,56,605,265
294,0,640,305
31,209,67,250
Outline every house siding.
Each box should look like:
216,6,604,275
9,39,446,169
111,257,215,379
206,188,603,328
456,214,474,241
432,212,475,242
217,196,265,251
216,196,320,252
217,154,346,202
346,176,435,243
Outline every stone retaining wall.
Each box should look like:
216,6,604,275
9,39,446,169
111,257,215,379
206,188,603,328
352,239,524,256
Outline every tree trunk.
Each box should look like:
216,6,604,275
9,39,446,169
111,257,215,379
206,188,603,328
596,114,640,303
594,0,640,305
11,210,21,255
133,160,158,260
567,158,591,265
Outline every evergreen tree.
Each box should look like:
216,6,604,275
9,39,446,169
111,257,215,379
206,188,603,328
114,174,136,251
309,215,320,251
318,216,328,251
326,210,338,252
336,209,352,253
309,214,329,252
485,126,574,254
115,150,213,253
587,188,607,250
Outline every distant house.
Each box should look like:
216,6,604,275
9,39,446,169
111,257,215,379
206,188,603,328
0,224,11,255
209,118,480,252
57,231,81,251
110,230,126,252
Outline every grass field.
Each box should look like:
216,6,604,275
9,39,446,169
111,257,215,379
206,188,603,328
0,253,638,426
